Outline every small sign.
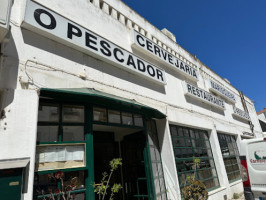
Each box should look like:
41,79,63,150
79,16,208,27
207,80,236,103
9,181,19,186
250,150,266,165
132,30,198,81
232,106,250,121
183,81,225,110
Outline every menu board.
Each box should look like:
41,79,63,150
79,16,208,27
35,144,85,171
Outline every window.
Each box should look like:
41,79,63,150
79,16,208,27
218,133,241,182
147,120,167,200
93,106,143,127
34,170,86,200
37,103,85,143
35,102,86,199
170,125,219,191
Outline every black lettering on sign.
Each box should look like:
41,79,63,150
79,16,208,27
161,50,167,60
100,40,111,56
196,89,200,97
175,60,180,68
187,84,192,93
146,40,153,53
113,48,124,62
168,54,173,65
136,35,145,47
67,23,82,39
185,65,190,73
180,62,185,71
127,55,136,69
156,69,164,82
192,87,196,96
193,70,197,79
154,45,161,57
137,59,146,72
85,32,98,51
147,65,155,77
34,9,56,30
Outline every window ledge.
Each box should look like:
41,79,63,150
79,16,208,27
208,186,226,196
229,179,242,187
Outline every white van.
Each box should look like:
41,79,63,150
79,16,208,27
240,138,266,200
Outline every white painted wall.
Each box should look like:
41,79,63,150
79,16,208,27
0,0,262,199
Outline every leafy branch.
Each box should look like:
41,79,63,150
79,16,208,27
94,158,123,200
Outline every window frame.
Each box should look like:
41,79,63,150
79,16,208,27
35,100,88,199
217,133,241,183
92,106,144,128
147,120,168,200
169,125,220,192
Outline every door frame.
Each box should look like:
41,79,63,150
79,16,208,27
35,97,159,200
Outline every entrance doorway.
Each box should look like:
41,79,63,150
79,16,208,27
93,125,150,200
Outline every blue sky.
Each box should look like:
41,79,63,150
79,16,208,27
122,0,266,112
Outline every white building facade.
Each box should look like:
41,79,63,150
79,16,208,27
0,0,262,200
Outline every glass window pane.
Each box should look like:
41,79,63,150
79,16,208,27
63,126,84,141
93,107,107,122
134,114,143,126
228,142,235,155
37,126,58,142
183,128,189,137
108,110,120,124
148,120,167,199
174,148,182,158
63,170,85,190
150,148,156,161
34,173,58,196
170,125,177,136
38,103,59,122
122,112,133,125
70,193,85,200
157,162,163,176
177,127,183,137
63,105,84,123
153,163,159,177
34,170,85,197
159,177,165,191
170,125,219,191
218,133,240,182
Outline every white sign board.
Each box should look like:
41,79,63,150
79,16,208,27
22,0,166,85
183,81,225,110
232,106,250,121
207,80,236,103
132,30,198,81
36,145,84,163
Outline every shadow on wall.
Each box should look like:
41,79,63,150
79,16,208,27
21,29,166,94
185,95,225,116
0,31,19,118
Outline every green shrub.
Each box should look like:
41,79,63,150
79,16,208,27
182,179,208,200
233,193,240,199
181,158,208,200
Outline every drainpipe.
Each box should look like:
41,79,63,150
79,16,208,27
239,90,254,134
